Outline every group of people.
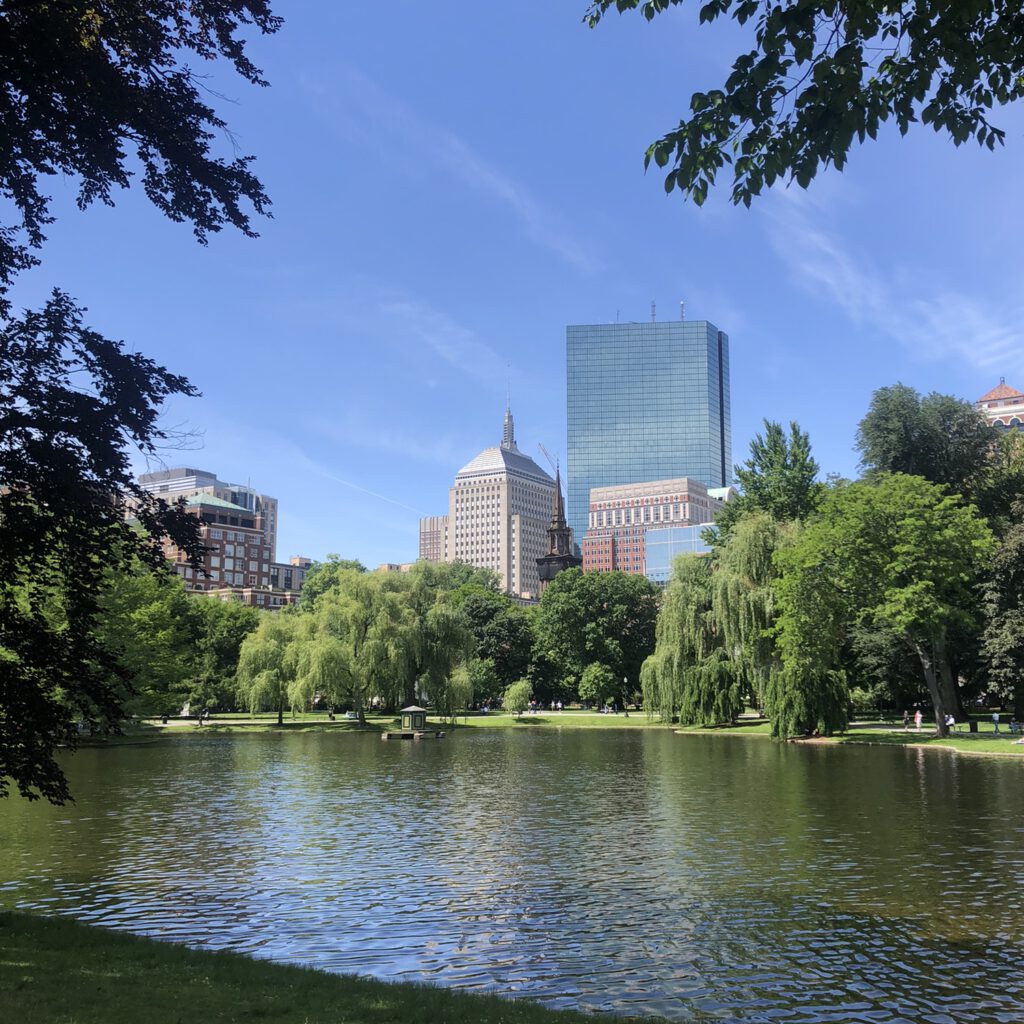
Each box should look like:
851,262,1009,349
527,700,564,713
901,707,1022,737
902,709,925,731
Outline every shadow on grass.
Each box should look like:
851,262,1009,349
2,912,653,1024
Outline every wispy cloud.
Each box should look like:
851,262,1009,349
311,410,463,468
302,67,597,273
766,190,1024,377
376,293,512,386
293,450,427,517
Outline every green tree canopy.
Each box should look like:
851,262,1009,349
586,1,1024,205
184,596,259,712
95,564,195,717
458,587,533,688
776,473,995,734
298,555,368,610
0,0,280,296
579,663,619,707
235,611,299,726
533,568,659,702
855,384,997,499
503,679,533,717
715,419,823,538
981,499,1024,718
1,1,280,802
641,553,742,726
713,512,792,710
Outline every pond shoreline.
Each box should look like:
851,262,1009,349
78,713,1024,761
674,722,1024,759
0,911,655,1024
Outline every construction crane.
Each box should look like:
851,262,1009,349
537,442,559,477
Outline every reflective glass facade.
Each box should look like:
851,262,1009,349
644,525,715,586
566,321,731,545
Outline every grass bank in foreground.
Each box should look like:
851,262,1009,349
674,720,1024,757
0,912,652,1024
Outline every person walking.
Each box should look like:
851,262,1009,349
992,711,1000,734
914,708,922,731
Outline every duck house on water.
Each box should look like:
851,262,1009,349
382,706,446,741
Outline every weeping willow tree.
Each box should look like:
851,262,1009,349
283,568,475,721
415,597,475,715
712,513,791,712
641,554,741,725
235,611,300,725
295,574,417,722
443,664,475,724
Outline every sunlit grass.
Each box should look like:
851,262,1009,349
1,912,656,1024
673,717,1024,756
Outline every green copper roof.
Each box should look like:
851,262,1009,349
185,494,253,514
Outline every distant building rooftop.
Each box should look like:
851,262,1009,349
185,494,253,515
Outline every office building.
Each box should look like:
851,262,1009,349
270,556,313,593
421,408,555,600
581,477,727,575
139,467,308,607
644,525,716,586
977,379,1024,429
566,317,731,545
138,466,279,561
418,515,448,562
161,493,279,604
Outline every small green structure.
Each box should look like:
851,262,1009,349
382,705,445,741
401,706,427,731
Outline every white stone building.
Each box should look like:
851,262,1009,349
420,408,554,600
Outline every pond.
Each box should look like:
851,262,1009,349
1,729,1022,1022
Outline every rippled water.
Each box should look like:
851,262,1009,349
2,730,1023,1022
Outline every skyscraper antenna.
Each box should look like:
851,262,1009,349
680,301,685,321
651,300,656,322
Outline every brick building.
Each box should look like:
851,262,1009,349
581,477,731,576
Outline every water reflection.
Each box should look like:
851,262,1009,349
1,730,1022,1022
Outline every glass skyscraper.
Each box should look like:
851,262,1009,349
566,319,731,546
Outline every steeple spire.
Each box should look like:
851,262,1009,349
502,404,516,451
549,465,567,532
536,462,581,590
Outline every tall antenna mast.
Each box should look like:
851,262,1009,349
680,301,685,321
650,299,656,322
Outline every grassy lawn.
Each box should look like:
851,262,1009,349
0,912,654,1024
450,711,664,730
125,711,672,736
106,711,1024,755
674,718,1024,757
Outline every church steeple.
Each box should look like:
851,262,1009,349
547,465,570,552
537,463,582,591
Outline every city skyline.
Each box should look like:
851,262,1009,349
6,3,1023,567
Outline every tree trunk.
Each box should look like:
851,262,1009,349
912,632,957,735
404,670,418,709
933,634,961,725
277,698,284,726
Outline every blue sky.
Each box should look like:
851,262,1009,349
10,2,1024,566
